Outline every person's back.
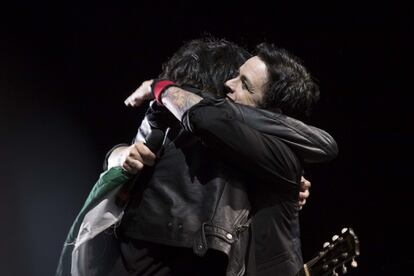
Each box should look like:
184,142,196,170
119,37,254,275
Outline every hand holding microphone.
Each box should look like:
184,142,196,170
116,128,165,207
121,142,156,175
120,128,165,175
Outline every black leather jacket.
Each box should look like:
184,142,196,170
120,97,337,276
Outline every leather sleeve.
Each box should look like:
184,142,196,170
231,103,338,163
182,98,301,183
183,98,337,164
134,100,181,143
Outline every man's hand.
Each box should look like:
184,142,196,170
119,142,156,174
124,80,154,107
299,176,311,209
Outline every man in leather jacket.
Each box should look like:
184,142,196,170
118,41,337,275
57,38,337,276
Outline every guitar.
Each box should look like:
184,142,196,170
297,227,360,276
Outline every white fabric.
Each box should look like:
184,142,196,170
71,187,124,275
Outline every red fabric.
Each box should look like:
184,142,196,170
152,80,177,105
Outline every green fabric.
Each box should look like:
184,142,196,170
56,167,133,276
66,166,133,243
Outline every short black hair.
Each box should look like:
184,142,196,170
159,36,251,98
255,43,320,118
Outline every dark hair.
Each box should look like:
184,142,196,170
159,37,251,98
255,43,320,118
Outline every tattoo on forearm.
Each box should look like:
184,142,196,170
162,87,202,121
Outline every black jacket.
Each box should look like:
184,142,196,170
121,97,337,276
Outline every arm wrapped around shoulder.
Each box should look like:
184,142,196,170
181,98,233,136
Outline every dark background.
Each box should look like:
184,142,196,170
0,1,411,275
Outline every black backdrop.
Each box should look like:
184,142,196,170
1,1,411,275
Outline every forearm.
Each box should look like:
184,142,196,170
160,86,203,121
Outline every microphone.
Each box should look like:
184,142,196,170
143,128,166,157
116,128,166,207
